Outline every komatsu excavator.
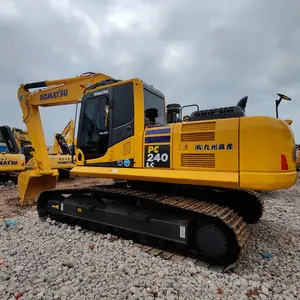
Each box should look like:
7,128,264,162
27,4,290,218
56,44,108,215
16,72,297,267
48,119,77,178
0,122,75,181
0,126,26,182
12,127,32,153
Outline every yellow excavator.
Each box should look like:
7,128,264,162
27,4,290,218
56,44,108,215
12,127,32,152
16,71,297,267
0,120,76,181
0,126,26,182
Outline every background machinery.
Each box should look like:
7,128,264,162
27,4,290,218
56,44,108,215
12,127,32,155
296,145,300,171
0,126,26,182
0,120,76,182
48,119,77,179
52,119,77,156
16,72,297,267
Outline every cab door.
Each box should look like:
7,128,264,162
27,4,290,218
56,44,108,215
77,95,109,160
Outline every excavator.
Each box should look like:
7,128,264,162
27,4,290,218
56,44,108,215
12,127,32,154
16,71,297,267
0,126,26,182
0,120,75,182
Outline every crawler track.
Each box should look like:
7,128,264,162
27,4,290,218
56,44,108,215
37,183,263,272
100,237,248,273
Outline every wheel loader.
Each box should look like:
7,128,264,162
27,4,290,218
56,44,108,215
16,72,297,267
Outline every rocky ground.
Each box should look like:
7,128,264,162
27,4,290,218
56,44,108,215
0,176,299,299
0,177,113,223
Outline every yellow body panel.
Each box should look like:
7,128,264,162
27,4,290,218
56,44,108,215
26,155,75,170
239,116,297,188
0,153,25,172
172,119,239,172
71,167,239,188
49,155,75,169
73,115,297,191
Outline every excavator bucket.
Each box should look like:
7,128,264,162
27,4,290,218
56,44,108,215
18,169,59,206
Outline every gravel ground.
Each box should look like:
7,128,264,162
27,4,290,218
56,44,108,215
0,177,299,300
0,177,113,223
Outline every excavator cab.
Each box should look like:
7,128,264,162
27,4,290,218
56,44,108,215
77,94,110,160
75,80,165,162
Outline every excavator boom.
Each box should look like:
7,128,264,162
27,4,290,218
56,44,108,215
18,72,113,107
17,72,116,204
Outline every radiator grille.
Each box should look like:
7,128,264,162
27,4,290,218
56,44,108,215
181,153,215,168
123,141,132,156
181,132,215,142
181,122,216,132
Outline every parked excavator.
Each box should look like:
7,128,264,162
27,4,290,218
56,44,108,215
48,119,77,178
0,126,26,182
16,72,297,267
0,120,75,181
12,127,32,154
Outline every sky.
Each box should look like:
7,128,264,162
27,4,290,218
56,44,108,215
0,0,299,144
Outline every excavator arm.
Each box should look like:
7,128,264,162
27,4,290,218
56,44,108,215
17,72,115,205
52,119,76,155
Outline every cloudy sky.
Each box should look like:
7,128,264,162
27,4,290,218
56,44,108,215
1,0,299,144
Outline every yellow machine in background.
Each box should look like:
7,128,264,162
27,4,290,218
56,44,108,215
12,127,32,151
0,120,76,181
52,119,77,155
0,126,26,182
296,147,300,171
16,72,297,268
22,121,76,177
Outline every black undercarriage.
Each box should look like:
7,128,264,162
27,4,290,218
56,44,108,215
37,181,263,267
